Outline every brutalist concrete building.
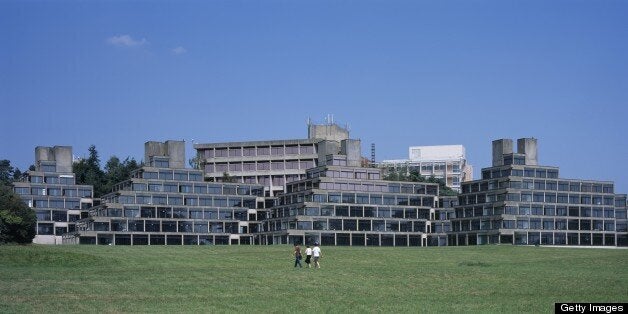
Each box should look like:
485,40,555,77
194,122,353,196
13,146,94,244
449,138,628,246
257,139,441,246
64,141,267,245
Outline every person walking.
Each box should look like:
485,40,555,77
304,245,312,268
312,242,322,269
293,244,303,268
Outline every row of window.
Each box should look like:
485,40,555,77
104,193,257,208
279,192,435,207
269,205,431,219
464,178,614,194
25,198,89,209
289,232,425,247
140,170,203,182
451,218,625,232
480,167,560,180
382,162,462,173
262,218,427,233
205,160,316,173
454,205,625,218
202,145,316,158
306,180,438,195
77,234,240,245
36,223,75,235
450,232,623,246
94,206,252,220
15,187,92,197
82,220,245,234
308,169,382,181
27,175,76,185
123,181,263,196
35,210,81,222
460,192,619,206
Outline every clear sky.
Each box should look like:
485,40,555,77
1,1,627,192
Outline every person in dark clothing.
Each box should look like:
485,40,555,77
293,244,302,268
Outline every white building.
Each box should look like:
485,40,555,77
379,145,473,192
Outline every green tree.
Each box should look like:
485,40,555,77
222,172,236,183
74,145,106,197
188,154,201,170
103,156,140,194
0,160,15,185
383,169,458,196
0,183,37,244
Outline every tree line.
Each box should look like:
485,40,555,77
73,145,140,198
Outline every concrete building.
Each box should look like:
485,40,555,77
379,145,472,192
13,146,94,244
449,138,628,246
257,150,441,246
65,141,267,245
194,122,357,196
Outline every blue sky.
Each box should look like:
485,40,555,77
1,1,627,192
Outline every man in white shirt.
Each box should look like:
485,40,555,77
312,242,322,269
304,245,313,268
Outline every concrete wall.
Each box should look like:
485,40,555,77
409,145,465,161
492,139,513,167
53,146,73,173
145,140,186,168
144,141,166,163
517,138,538,166
166,140,186,169
35,146,73,173
308,123,350,142
316,140,341,166
35,146,52,165
341,139,362,167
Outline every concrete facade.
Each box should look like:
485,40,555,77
14,146,94,244
194,123,358,196
145,140,186,169
257,153,440,246
449,138,627,246
65,141,266,245
35,146,73,173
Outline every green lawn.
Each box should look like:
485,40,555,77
0,245,626,313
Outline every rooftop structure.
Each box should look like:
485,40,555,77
379,144,473,192
194,122,360,196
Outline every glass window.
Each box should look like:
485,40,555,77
242,147,256,156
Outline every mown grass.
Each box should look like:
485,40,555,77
0,245,626,313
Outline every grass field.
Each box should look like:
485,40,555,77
0,245,626,313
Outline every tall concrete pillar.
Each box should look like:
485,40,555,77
517,138,538,166
316,140,340,166
166,140,186,169
35,146,53,165
53,146,73,173
144,140,186,168
492,139,513,167
341,139,362,167
144,141,166,165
